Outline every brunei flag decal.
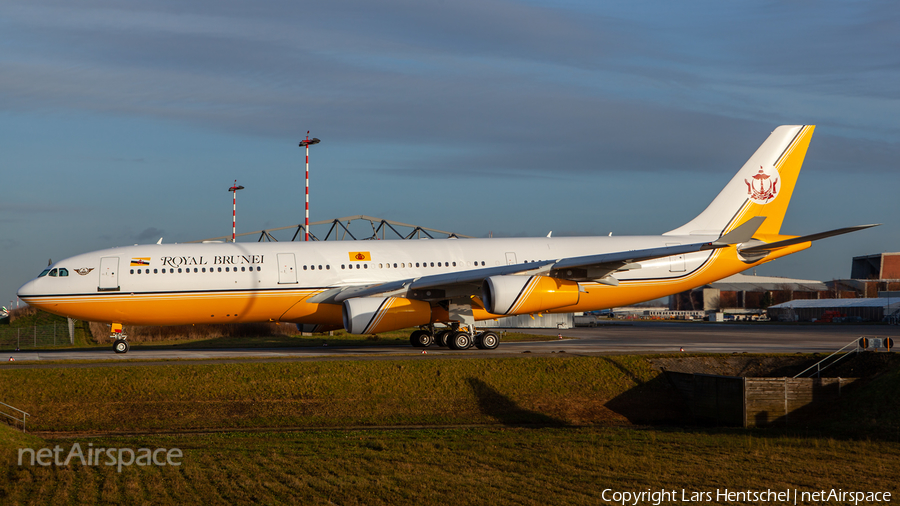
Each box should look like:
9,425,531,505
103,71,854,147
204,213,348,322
349,251,371,261
130,257,151,266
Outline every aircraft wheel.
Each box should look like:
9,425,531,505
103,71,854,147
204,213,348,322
476,331,499,350
448,331,472,350
409,329,433,348
113,339,129,354
435,329,452,347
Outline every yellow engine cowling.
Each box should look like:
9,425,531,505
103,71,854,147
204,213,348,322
342,297,432,334
482,275,580,315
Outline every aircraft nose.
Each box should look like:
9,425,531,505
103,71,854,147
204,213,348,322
17,278,39,300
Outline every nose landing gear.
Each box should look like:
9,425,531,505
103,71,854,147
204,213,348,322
110,323,129,354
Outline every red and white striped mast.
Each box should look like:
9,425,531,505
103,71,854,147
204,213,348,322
298,132,320,241
228,180,244,242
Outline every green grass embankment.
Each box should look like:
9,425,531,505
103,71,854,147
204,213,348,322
0,356,677,433
3,356,900,504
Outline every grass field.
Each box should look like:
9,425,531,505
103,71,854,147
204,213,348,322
2,354,899,504
0,356,670,432
4,425,899,505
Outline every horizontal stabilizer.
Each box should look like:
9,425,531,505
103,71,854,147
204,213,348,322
714,216,766,246
739,224,880,254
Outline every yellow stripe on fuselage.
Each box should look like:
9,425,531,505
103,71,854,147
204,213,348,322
20,288,334,326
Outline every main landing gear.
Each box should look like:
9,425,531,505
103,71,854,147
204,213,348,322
110,323,129,354
409,325,500,351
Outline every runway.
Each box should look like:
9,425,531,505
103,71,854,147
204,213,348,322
3,322,898,366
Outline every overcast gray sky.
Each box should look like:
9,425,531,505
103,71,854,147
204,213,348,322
2,0,899,304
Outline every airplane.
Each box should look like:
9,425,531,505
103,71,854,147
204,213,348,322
17,125,877,353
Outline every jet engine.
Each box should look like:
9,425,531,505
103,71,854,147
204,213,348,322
482,275,580,315
342,297,433,334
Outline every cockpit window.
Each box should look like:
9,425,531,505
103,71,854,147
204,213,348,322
38,269,51,277
59,268,69,277
49,268,58,277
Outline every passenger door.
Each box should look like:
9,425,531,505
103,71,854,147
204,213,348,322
98,257,120,291
277,253,298,284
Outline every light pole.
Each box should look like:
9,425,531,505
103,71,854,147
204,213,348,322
228,180,244,243
299,132,320,241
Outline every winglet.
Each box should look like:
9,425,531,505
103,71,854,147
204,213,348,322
713,216,766,246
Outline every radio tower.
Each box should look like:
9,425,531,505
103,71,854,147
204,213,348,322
228,180,244,242
299,132,320,241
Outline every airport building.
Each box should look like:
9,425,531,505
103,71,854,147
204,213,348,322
479,313,574,330
669,273,829,315
668,252,900,320
767,298,900,323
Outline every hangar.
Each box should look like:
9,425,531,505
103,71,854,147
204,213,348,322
767,298,900,323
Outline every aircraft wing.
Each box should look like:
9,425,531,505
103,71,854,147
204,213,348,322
321,221,765,303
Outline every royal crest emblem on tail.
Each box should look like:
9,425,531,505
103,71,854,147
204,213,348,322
745,165,779,204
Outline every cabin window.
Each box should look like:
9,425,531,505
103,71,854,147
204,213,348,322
303,265,307,271
128,269,133,275
341,264,345,269
363,264,368,269
326,265,330,270
452,262,456,267
154,269,158,274
178,268,182,273
430,262,434,267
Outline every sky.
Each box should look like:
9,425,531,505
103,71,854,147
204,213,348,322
2,0,899,305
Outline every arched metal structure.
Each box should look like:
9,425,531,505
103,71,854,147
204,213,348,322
189,215,473,243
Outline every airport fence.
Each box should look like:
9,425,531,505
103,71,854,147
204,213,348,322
0,321,75,349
